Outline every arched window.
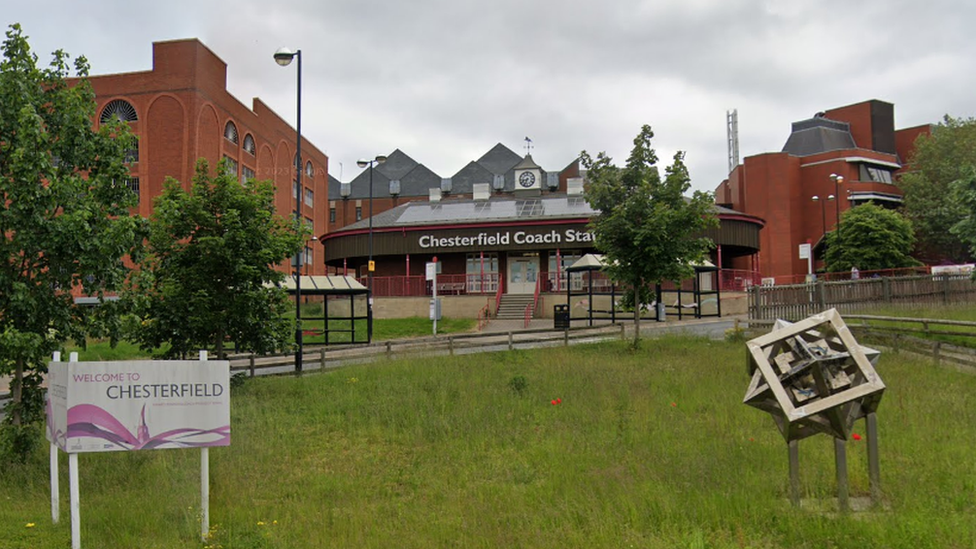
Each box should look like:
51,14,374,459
224,121,239,144
305,161,314,179
243,134,255,155
99,99,138,124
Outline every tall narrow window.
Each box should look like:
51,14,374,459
329,207,336,223
243,134,255,155
223,155,238,177
304,188,314,208
224,121,239,144
355,206,362,221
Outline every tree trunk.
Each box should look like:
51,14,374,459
11,358,23,426
215,327,225,360
633,282,642,348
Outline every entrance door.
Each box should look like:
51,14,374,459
507,256,539,294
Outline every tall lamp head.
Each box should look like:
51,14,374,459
274,47,297,66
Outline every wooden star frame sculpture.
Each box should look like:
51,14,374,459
743,309,885,509
744,309,885,442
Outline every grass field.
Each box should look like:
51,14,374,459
4,335,975,548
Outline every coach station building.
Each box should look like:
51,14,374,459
321,145,764,318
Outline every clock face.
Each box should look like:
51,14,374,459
519,171,536,188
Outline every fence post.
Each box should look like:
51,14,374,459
934,341,941,365
564,328,569,347
386,341,392,359
620,324,625,341
818,280,827,311
449,336,454,356
249,355,255,378
882,277,891,303
508,332,514,351
319,348,326,370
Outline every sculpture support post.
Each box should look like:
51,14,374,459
834,438,849,513
788,440,800,507
867,412,881,505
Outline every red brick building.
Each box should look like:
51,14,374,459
714,100,931,283
85,39,329,275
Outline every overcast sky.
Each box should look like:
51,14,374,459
5,0,975,192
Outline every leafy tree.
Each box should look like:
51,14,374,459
126,159,305,360
950,166,976,279
899,115,976,264
582,125,716,347
0,24,143,448
824,203,921,272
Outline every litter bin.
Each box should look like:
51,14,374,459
554,304,570,329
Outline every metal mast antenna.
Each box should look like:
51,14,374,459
727,109,740,174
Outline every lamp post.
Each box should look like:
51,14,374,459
357,154,387,341
830,172,844,235
274,46,304,373
812,194,835,271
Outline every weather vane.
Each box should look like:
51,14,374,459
524,136,534,155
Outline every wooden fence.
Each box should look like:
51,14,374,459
743,314,976,371
748,274,976,321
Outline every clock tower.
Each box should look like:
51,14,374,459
513,154,542,197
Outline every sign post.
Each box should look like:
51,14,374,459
798,242,813,283
46,353,230,547
427,256,439,335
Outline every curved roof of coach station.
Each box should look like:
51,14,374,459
320,194,764,239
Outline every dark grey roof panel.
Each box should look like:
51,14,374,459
451,161,496,196
327,174,343,200
375,149,419,181
476,143,522,175
399,164,442,197
783,122,856,156
343,165,392,200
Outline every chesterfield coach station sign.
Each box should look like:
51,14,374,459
419,227,595,250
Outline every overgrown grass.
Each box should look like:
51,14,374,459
4,336,975,547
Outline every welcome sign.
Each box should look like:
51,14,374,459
46,360,230,453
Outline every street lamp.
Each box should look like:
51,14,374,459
357,154,387,341
274,46,304,373
812,194,835,270
830,172,844,227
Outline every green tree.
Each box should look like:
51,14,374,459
0,25,143,445
950,166,976,278
127,159,305,360
899,115,976,264
825,203,921,272
582,125,716,347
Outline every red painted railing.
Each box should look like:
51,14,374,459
360,269,769,297
494,279,504,317
360,273,500,297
